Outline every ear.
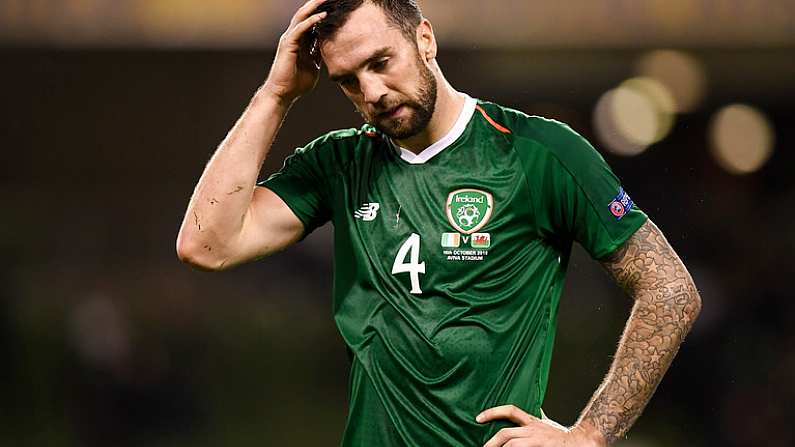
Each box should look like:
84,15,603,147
415,19,437,62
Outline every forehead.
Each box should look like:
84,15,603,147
320,3,410,73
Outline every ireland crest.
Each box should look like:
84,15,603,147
445,188,494,234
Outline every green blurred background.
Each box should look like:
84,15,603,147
1,1,794,446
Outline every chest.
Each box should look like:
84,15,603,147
333,146,539,296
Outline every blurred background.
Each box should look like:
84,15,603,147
1,1,794,446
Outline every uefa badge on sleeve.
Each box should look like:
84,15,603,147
608,187,634,220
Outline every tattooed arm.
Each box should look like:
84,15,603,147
479,219,701,447
575,219,702,444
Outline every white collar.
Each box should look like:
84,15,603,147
395,94,476,165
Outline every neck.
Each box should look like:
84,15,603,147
395,72,465,154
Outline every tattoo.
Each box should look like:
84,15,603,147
579,220,701,444
193,211,201,231
227,185,244,195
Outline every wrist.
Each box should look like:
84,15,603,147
571,420,609,447
257,83,298,110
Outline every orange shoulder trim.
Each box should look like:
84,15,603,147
475,105,512,134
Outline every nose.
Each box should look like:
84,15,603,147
360,74,388,106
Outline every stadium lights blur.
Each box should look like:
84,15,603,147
636,49,707,113
594,77,676,157
709,104,775,175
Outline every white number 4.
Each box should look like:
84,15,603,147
392,233,426,294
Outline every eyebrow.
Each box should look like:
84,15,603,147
328,46,392,83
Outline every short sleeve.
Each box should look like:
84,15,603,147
258,140,333,236
519,118,647,259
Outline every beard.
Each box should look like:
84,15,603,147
361,54,438,140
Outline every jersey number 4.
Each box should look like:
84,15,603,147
391,233,426,294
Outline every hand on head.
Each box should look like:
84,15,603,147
262,0,329,104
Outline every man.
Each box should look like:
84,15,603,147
176,0,702,445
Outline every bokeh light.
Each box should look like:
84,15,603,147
594,77,676,156
709,104,775,175
636,49,707,113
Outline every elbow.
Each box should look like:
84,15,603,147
688,286,703,325
175,233,229,272
635,279,702,330
673,278,702,332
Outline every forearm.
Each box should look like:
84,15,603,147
176,87,291,268
575,220,702,444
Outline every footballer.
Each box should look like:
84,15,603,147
177,1,702,445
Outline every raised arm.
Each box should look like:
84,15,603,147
176,0,328,271
576,218,702,444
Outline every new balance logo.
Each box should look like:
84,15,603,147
354,203,380,221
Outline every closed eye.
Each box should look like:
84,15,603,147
337,76,358,89
371,58,389,71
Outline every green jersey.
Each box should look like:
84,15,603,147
260,96,647,446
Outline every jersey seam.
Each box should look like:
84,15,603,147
512,133,624,253
507,135,541,237
537,283,559,409
476,104,545,246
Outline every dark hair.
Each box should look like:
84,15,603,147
313,0,423,45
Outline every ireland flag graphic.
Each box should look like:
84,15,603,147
441,233,461,248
